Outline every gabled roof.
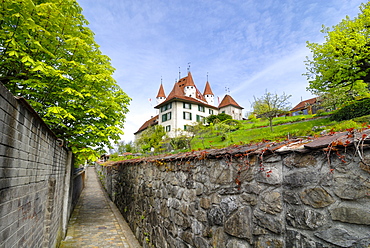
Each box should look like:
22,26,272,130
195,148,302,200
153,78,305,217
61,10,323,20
290,97,318,112
134,115,158,135
218,94,243,109
156,83,166,98
155,72,208,108
203,81,214,96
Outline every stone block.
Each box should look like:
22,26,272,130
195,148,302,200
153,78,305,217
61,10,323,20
315,227,363,247
286,206,327,230
255,236,283,248
226,239,251,248
256,161,282,185
283,191,302,205
283,153,317,168
207,207,224,226
199,197,211,209
333,174,370,200
259,191,282,215
220,196,239,217
240,193,257,205
193,236,209,248
254,210,283,234
224,207,252,240
284,171,318,188
329,203,370,225
286,229,323,248
300,187,335,208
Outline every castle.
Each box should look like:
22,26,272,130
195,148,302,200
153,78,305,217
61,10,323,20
134,72,243,138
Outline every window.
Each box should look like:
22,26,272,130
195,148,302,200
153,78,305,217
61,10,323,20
209,109,214,115
184,125,189,130
162,112,171,122
161,102,172,112
183,112,192,120
198,105,205,112
183,102,191,109
165,125,171,132
196,115,205,123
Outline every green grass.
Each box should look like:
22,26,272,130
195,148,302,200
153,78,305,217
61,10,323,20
190,115,367,150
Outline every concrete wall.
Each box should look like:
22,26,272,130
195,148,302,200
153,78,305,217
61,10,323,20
0,82,76,248
97,137,370,248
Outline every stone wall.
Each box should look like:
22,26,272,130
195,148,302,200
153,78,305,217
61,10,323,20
0,82,75,247
98,135,370,248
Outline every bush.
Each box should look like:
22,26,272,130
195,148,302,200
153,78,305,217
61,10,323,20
206,113,232,124
330,98,370,121
314,109,326,116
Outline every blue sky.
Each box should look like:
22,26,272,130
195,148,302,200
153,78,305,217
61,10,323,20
77,0,366,142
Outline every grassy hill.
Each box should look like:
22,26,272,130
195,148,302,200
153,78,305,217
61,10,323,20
189,113,367,150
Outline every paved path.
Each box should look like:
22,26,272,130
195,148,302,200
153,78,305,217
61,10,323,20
60,167,141,248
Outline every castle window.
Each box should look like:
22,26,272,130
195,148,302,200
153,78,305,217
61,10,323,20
196,115,205,124
162,112,171,122
161,102,172,113
209,109,214,115
183,102,191,109
165,125,171,132
198,105,205,112
183,112,192,120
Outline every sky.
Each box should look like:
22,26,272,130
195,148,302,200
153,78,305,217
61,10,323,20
76,0,366,142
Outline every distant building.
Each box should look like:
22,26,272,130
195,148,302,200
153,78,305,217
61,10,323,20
290,97,320,116
135,72,243,138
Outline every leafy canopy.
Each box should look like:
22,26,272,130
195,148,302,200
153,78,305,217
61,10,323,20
0,0,131,163
135,125,167,153
252,91,291,131
305,2,370,104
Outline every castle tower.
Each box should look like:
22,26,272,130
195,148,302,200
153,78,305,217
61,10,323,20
183,72,196,98
156,83,166,105
203,81,214,106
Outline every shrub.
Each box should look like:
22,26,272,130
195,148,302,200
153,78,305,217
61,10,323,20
330,98,370,121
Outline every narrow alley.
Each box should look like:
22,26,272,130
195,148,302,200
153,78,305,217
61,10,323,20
60,167,141,248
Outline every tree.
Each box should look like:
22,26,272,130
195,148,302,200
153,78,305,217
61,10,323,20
135,125,167,153
252,91,291,131
0,0,131,164
305,2,370,103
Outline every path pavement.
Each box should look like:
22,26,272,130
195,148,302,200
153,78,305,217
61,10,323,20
60,167,141,248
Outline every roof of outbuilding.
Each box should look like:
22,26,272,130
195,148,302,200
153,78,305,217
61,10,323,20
290,97,318,112
134,115,158,135
218,94,243,109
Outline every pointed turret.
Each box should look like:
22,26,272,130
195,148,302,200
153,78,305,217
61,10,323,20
203,81,214,105
183,71,196,98
156,83,166,105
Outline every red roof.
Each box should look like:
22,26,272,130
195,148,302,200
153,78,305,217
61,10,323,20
156,83,166,98
155,72,211,108
134,115,158,135
290,97,318,112
218,95,243,109
203,81,214,96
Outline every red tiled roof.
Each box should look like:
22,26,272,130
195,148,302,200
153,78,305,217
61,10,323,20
203,81,214,96
156,83,166,98
218,95,243,109
156,72,209,108
290,97,318,112
134,115,158,135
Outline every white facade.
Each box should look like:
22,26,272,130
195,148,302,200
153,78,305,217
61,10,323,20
219,105,243,120
159,101,217,137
